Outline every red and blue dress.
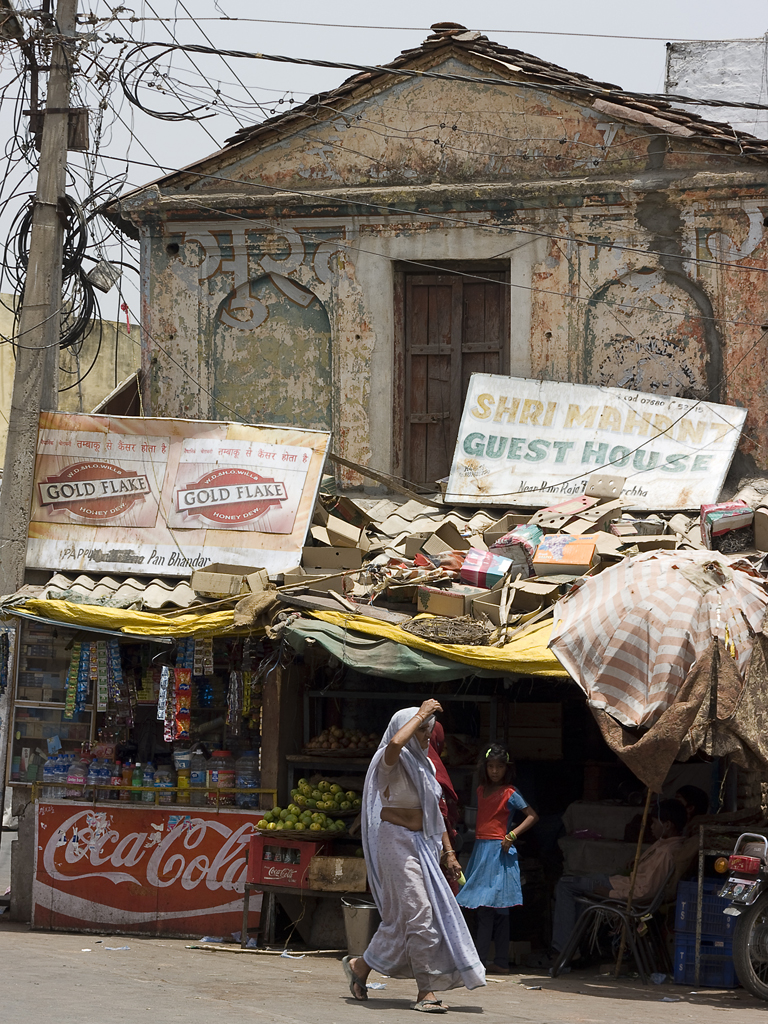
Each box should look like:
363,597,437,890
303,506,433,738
456,784,529,909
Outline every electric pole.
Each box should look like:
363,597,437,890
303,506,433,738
0,0,78,596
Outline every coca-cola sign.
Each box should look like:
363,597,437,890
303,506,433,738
264,864,298,883
33,803,263,936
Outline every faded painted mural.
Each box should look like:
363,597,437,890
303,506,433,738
152,221,346,432
584,269,712,399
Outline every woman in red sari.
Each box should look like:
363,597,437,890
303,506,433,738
428,722,461,895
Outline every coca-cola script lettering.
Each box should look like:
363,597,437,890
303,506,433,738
33,803,261,937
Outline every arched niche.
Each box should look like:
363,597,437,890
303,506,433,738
584,268,721,401
212,272,332,431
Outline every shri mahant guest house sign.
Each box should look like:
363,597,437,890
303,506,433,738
445,375,747,509
27,412,331,575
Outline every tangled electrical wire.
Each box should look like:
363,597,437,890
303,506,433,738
7,194,99,352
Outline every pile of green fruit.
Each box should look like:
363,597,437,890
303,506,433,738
294,778,361,812
256,779,361,833
256,807,345,833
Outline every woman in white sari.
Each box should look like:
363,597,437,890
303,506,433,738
342,701,486,1013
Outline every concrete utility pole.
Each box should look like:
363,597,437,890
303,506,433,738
0,0,78,596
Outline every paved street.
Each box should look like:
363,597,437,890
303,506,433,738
1,919,766,1023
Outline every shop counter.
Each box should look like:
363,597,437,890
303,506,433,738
33,799,266,937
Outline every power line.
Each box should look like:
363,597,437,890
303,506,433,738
73,13,765,46
115,38,768,115
94,149,768,284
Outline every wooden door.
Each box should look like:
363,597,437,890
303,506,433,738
401,269,509,486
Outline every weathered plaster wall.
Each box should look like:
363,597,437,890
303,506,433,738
138,182,768,488
0,295,137,464
666,37,768,140
193,59,735,193
126,58,768,489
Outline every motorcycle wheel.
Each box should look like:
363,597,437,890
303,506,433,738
733,893,768,1000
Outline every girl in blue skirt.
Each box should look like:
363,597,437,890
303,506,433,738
457,743,539,974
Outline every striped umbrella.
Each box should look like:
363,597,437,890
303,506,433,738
549,549,768,729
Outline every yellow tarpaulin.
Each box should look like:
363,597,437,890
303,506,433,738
2,599,564,674
307,611,566,676
4,598,261,639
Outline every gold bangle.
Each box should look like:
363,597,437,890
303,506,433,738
506,831,517,842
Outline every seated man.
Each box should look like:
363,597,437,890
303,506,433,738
551,798,688,957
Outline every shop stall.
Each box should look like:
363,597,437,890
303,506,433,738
3,595,279,937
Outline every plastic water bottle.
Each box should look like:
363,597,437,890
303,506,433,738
142,762,156,803
66,757,88,799
155,763,176,805
53,753,68,797
190,749,207,807
84,758,100,800
98,759,112,801
235,751,260,809
41,754,57,800
110,760,123,800
131,762,143,803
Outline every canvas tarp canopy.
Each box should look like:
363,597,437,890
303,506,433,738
0,597,260,639
0,598,566,678
301,611,566,677
549,551,768,791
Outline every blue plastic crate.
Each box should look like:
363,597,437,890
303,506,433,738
673,932,739,988
675,879,735,938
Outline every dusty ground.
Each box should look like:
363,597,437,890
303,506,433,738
1,920,766,1023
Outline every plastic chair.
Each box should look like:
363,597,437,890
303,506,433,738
550,865,675,983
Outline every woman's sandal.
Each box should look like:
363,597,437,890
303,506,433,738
342,955,368,1001
413,999,448,1013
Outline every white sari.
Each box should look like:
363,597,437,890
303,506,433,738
361,708,485,992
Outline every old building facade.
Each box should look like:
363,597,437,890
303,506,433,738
111,24,768,490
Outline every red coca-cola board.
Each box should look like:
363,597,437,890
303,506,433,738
33,802,262,936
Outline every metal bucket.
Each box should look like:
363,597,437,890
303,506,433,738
341,896,380,955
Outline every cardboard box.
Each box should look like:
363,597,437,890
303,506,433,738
590,530,626,560
283,566,345,595
621,516,668,536
533,535,596,576
307,855,368,892
331,495,374,528
472,580,560,626
311,521,370,552
483,513,530,547
700,501,754,548
302,546,363,570
405,532,433,558
420,522,471,557
191,563,269,598
755,507,768,551
564,499,624,536
628,535,678,552
508,702,562,760
460,548,516,588
611,523,638,538
417,584,489,617
327,514,365,548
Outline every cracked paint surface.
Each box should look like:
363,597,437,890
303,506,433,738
125,57,768,486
